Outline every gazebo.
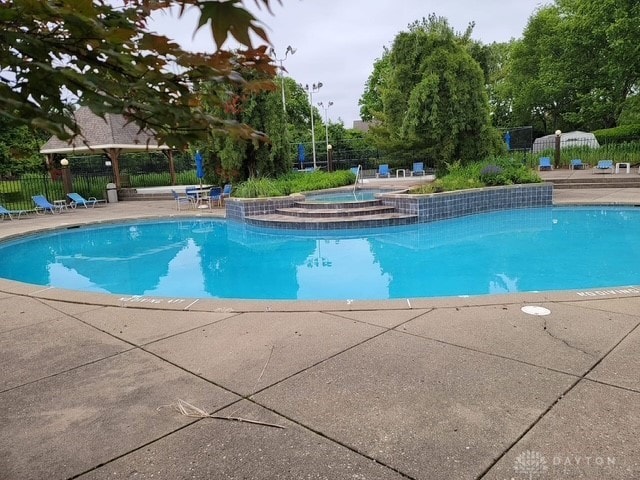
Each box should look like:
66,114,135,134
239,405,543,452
39,106,176,188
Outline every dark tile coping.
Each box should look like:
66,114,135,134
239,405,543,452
226,183,553,227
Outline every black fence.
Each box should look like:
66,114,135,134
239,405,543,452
519,137,640,169
288,139,436,172
6,134,637,211
0,172,115,211
503,126,534,152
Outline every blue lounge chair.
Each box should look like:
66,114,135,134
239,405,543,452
595,160,613,174
208,186,222,208
171,190,193,210
32,195,65,214
67,192,99,208
0,205,28,220
538,157,552,171
411,162,425,176
376,164,390,178
570,159,585,170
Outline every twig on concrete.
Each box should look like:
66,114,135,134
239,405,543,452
173,399,285,429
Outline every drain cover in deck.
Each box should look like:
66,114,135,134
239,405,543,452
521,306,551,316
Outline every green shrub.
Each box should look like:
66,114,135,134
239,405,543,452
593,124,640,144
412,158,541,194
233,178,285,198
234,170,355,198
479,164,504,186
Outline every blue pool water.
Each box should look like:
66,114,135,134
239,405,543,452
0,207,639,300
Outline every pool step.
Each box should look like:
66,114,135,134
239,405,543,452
292,199,383,209
277,204,397,218
245,199,418,229
245,212,418,229
550,176,640,189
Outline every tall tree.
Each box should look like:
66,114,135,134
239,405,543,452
359,49,390,122
370,15,500,170
558,0,640,129
0,0,277,148
508,7,567,134
508,0,640,133
199,73,317,181
199,69,279,182
480,41,517,129
0,118,46,177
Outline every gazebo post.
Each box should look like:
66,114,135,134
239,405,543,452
107,148,122,189
44,154,54,175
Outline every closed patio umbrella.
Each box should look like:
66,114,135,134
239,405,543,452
298,144,305,170
195,151,204,188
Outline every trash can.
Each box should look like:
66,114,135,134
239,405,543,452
106,183,118,203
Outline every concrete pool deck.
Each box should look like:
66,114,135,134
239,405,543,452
1,181,640,479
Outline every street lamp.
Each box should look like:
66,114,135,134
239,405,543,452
318,101,333,168
554,129,562,168
305,82,323,169
270,45,296,113
59,158,73,200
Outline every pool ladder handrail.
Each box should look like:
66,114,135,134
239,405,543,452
353,164,362,192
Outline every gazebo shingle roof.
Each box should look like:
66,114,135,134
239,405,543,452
40,107,168,154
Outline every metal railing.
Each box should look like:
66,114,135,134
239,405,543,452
352,164,362,192
0,173,114,211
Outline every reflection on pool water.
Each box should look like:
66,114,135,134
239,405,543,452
0,206,639,300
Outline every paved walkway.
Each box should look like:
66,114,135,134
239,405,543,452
1,182,639,479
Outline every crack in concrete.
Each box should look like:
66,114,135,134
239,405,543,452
543,318,592,357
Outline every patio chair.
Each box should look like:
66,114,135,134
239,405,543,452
185,186,199,203
221,184,233,202
0,205,28,220
594,160,613,174
538,157,552,171
171,190,193,210
376,164,391,178
411,162,426,176
208,186,223,208
67,192,99,208
32,195,65,214
569,159,585,170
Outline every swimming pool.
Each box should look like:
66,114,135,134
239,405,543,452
0,206,638,300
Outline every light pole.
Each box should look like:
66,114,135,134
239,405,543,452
318,101,333,168
60,158,73,201
305,82,323,169
554,129,562,169
270,45,296,113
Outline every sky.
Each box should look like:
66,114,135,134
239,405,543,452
149,0,546,127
